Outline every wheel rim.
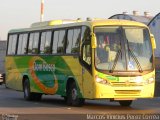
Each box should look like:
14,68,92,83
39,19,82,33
72,88,77,100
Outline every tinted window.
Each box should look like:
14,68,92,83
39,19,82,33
40,31,52,54
40,32,46,54
52,31,59,54
7,34,18,55
21,34,28,54
32,32,40,54
57,30,66,53
80,26,91,60
66,29,73,53
44,31,52,54
17,33,28,55
17,34,23,54
28,33,34,54
83,44,91,65
72,29,81,53
28,32,40,54
8,35,13,55
12,35,18,54
81,26,90,42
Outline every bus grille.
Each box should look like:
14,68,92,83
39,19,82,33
110,82,143,87
115,90,141,95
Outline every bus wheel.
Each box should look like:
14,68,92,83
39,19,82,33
23,78,42,101
63,96,67,102
23,78,34,101
67,82,84,106
119,100,132,107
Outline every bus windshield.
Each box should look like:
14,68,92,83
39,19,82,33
95,26,153,72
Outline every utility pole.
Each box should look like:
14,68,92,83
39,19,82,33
40,0,44,22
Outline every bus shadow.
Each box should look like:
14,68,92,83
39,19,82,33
39,96,149,112
0,94,156,114
83,100,157,114
0,85,157,113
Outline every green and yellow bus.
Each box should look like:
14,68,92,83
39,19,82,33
5,19,156,106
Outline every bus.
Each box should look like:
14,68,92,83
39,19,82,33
5,19,156,106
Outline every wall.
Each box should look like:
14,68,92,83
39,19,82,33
0,41,6,73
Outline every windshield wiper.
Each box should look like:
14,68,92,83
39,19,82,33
125,36,143,73
128,48,143,73
109,50,122,73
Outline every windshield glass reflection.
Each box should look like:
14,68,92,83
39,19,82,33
95,26,153,72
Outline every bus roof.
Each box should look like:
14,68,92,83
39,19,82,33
8,19,148,34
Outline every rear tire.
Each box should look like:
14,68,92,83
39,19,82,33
23,78,33,101
66,82,84,106
23,78,42,101
119,100,132,106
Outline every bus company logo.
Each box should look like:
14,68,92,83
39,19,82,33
125,80,130,86
34,62,55,72
29,56,58,94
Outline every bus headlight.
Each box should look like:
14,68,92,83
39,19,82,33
135,76,155,85
145,77,155,84
135,76,142,84
95,76,110,85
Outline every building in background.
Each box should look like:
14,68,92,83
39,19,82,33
148,13,160,97
0,41,6,74
148,13,160,58
109,11,153,25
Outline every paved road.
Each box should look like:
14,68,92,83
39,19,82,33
0,85,160,120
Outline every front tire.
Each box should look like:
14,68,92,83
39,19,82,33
119,100,132,106
66,82,84,106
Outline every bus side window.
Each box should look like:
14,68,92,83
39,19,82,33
32,32,40,54
66,29,74,53
82,44,91,65
7,35,13,55
7,34,18,55
17,33,28,55
40,31,52,54
28,33,34,54
66,28,81,54
57,30,66,54
81,26,91,70
28,32,40,54
52,31,59,54
40,32,46,54
22,34,28,54
17,34,23,55
71,28,81,54
81,26,90,43
44,31,52,54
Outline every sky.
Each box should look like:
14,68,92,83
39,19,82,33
0,0,160,40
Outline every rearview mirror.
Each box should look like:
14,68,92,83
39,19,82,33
91,33,97,48
150,34,156,49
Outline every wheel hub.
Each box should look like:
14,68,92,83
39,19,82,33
72,88,77,100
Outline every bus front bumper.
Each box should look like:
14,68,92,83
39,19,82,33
95,82,154,99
